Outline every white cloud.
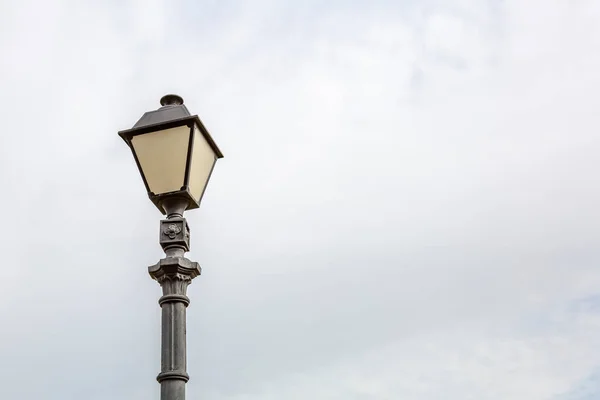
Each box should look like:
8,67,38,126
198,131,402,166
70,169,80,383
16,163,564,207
206,305,600,400
1,0,600,399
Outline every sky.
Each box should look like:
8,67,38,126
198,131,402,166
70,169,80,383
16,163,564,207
1,0,600,398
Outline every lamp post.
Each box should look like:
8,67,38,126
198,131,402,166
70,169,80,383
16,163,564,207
118,94,223,400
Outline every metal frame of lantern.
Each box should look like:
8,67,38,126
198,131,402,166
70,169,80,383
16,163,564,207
118,114,223,214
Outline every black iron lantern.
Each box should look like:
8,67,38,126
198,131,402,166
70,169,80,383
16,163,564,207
119,94,223,214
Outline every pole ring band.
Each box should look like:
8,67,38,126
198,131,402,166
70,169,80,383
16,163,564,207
158,294,190,306
156,370,190,383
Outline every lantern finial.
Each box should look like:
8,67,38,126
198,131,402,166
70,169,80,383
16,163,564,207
160,94,184,107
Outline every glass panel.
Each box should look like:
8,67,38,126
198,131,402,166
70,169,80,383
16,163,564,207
188,125,217,202
131,125,190,195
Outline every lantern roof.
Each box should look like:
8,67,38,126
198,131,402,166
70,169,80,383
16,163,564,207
133,94,192,129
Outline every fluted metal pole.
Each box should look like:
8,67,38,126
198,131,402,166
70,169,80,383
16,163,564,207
149,198,201,400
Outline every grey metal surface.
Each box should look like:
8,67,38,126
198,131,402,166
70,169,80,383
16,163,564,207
149,198,201,400
118,95,222,400
133,96,192,129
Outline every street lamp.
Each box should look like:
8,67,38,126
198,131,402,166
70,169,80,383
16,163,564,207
119,94,223,400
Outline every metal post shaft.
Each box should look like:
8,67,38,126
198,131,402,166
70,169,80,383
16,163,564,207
148,198,201,400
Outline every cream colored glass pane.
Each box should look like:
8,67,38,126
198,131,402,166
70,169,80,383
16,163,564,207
131,126,190,195
188,125,217,202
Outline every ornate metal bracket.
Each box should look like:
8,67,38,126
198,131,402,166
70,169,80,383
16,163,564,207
159,217,191,252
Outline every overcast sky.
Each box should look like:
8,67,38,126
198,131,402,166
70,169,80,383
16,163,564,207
1,0,600,399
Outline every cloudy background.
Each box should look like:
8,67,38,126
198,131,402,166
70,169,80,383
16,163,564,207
1,0,600,398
